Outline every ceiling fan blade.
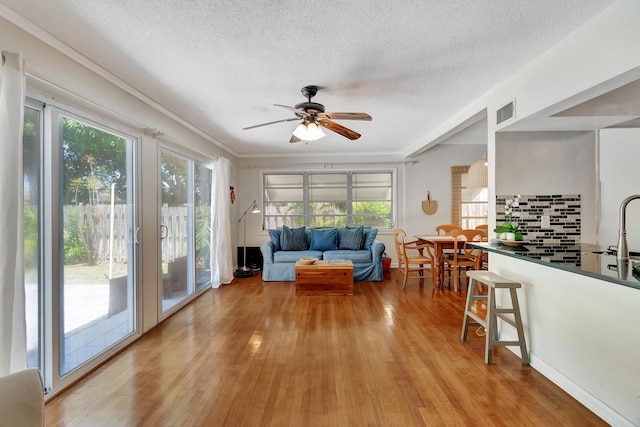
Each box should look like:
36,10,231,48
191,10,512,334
289,135,301,143
322,112,372,121
318,119,361,140
243,117,300,130
274,104,311,117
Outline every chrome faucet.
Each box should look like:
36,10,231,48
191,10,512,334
616,194,640,260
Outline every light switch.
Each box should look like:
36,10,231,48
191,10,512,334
541,215,550,228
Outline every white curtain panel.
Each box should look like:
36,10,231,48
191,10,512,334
210,157,233,287
0,50,27,375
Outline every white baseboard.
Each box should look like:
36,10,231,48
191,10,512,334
500,330,632,427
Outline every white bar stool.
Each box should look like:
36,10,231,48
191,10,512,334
461,270,529,365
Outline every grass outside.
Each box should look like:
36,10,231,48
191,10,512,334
64,261,129,283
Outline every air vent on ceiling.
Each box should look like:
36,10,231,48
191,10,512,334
497,99,515,125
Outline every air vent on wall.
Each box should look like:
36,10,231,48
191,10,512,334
497,99,515,125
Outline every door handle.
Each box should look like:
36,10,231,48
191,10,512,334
135,227,140,245
160,225,168,240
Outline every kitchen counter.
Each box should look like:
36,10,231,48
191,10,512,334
468,241,640,290
470,240,640,425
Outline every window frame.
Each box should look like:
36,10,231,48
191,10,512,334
23,97,45,376
262,170,395,230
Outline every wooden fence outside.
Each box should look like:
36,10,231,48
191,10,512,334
63,204,188,264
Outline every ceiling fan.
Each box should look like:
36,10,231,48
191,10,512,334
243,85,372,143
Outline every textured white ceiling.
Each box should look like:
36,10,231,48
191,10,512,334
1,0,615,157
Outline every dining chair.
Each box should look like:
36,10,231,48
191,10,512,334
393,228,435,288
475,224,489,238
443,229,484,292
475,224,490,269
435,224,462,282
435,224,462,235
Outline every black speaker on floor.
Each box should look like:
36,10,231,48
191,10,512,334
234,269,254,278
237,246,263,271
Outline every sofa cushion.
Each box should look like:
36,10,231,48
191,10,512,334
310,228,338,251
268,229,282,251
339,225,364,250
274,250,323,263
323,250,372,263
281,225,309,250
363,228,378,251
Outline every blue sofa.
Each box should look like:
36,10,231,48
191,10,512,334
260,226,385,281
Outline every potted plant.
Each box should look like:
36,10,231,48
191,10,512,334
493,195,522,241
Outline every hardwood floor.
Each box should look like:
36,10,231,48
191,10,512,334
45,270,606,426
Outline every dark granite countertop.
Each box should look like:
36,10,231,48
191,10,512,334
468,241,640,290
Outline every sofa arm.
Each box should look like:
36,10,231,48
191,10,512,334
0,368,44,427
371,239,385,261
260,241,275,264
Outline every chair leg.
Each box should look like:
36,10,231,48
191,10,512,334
402,265,409,288
452,266,459,292
429,265,435,287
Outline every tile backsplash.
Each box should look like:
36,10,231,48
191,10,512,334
496,194,581,249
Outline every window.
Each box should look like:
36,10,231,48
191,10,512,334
263,171,393,229
451,166,488,228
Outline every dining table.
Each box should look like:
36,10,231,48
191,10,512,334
416,234,488,291
414,235,461,290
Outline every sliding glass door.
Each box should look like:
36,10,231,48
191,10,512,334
195,164,212,291
59,114,137,375
160,150,213,312
160,150,193,311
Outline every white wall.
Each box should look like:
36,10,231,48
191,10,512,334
496,131,598,243
402,124,486,238
491,255,640,426
598,128,640,251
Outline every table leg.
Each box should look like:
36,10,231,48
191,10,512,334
434,254,443,289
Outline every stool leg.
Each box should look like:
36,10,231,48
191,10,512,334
461,278,476,341
509,288,530,365
485,287,496,364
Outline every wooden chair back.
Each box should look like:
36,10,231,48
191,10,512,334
444,229,485,291
475,224,489,239
450,229,484,260
393,227,408,260
436,224,462,236
392,228,434,288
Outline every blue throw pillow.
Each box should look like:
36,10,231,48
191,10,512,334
268,229,281,251
339,225,364,250
363,228,378,251
281,225,309,251
310,228,338,251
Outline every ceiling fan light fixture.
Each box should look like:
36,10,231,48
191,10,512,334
292,123,308,140
292,122,326,141
307,122,325,140
243,86,369,142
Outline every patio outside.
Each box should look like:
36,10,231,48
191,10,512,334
26,262,131,373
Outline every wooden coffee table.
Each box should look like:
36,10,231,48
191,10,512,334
295,259,354,296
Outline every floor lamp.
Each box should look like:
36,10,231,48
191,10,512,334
235,200,260,278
